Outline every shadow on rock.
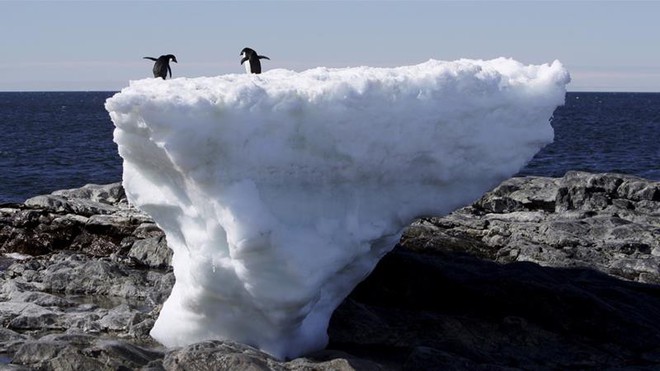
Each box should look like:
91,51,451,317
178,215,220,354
329,246,660,370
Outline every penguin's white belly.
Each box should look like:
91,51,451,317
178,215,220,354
244,62,252,74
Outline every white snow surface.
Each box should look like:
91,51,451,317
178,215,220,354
106,58,569,360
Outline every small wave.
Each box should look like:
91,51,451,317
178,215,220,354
639,169,660,181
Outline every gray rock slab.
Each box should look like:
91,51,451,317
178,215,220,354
128,236,172,268
10,334,162,371
406,171,660,283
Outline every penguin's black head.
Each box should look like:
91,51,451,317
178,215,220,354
166,54,178,63
240,48,256,57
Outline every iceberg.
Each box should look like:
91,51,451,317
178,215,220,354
105,58,570,360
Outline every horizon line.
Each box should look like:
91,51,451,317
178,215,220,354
0,89,659,94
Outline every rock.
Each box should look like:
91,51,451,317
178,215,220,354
0,328,29,343
330,246,660,369
52,183,126,205
162,341,274,371
4,252,174,301
0,250,172,358
0,327,31,358
2,183,163,258
41,255,143,296
128,235,172,268
402,347,514,371
162,340,383,371
21,183,126,218
11,291,75,307
0,302,61,331
406,171,660,283
97,304,146,332
133,223,165,239
0,173,659,369
25,195,118,217
10,334,163,371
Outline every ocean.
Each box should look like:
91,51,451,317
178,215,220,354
0,92,658,204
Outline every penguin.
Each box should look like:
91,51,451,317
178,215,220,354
240,47,270,74
143,54,178,79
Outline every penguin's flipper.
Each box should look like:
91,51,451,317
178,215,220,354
240,56,249,65
143,57,158,61
259,55,270,60
168,65,172,79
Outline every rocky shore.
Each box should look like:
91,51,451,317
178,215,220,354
0,171,658,370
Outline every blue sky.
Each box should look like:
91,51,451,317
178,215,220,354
1,1,659,92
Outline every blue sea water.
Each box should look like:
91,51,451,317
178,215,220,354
0,92,120,204
0,91,658,204
518,92,660,181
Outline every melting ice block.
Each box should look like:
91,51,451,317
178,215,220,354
106,58,569,359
